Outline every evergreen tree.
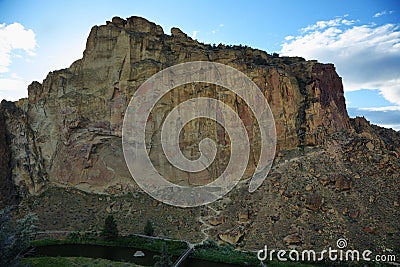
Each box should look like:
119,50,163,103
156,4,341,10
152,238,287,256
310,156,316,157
101,214,119,241
144,219,154,236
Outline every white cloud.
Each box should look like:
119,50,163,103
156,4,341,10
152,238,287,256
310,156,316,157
281,18,400,105
378,124,400,131
380,82,400,105
210,24,224,35
359,106,400,112
301,17,355,33
372,10,394,18
0,22,36,73
0,77,30,101
10,72,20,79
341,19,355,25
374,11,386,18
191,31,198,39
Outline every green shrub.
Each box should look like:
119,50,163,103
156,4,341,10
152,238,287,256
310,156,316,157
0,207,37,266
153,243,172,267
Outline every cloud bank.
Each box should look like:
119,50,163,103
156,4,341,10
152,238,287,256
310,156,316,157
0,22,36,101
0,22,36,73
280,16,400,106
0,76,30,101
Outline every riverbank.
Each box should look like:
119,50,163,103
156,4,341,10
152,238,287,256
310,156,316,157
30,234,261,266
31,233,188,257
193,240,258,265
29,235,395,267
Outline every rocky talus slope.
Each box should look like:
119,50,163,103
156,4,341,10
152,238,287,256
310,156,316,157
0,16,399,257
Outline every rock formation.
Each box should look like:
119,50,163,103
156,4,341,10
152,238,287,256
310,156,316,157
0,102,19,206
1,16,399,256
1,16,351,195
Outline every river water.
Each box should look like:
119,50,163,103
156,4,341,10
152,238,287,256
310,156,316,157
31,244,253,267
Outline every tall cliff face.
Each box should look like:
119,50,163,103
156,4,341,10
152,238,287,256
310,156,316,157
1,16,351,195
1,99,47,199
0,102,20,206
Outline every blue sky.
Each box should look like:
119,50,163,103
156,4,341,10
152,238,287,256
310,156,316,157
1,0,399,130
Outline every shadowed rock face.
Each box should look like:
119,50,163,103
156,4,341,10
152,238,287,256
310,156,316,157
1,16,350,194
0,102,19,206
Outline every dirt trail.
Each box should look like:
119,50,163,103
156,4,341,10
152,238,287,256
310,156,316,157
197,200,224,244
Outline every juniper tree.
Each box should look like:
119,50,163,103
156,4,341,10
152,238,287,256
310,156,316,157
144,219,154,236
101,214,119,241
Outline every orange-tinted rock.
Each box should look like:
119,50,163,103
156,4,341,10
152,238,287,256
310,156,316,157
218,226,245,245
0,16,352,195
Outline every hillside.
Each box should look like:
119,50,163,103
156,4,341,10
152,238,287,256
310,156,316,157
0,16,399,257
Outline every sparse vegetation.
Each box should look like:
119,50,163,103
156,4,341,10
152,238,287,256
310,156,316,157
0,207,37,266
194,240,259,265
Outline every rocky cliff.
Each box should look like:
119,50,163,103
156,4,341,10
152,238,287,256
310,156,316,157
0,102,19,206
1,16,351,195
2,16,399,257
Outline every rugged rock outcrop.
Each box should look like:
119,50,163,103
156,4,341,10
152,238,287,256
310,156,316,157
0,101,19,206
2,16,399,257
1,99,48,205
0,16,351,195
